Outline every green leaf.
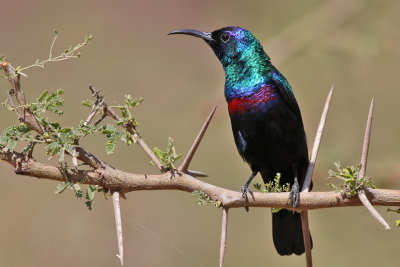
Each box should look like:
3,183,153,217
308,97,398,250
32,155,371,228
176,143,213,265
72,183,84,198
55,183,69,194
85,200,93,210
38,90,48,102
7,140,17,151
152,137,181,169
86,185,97,200
81,99,94,107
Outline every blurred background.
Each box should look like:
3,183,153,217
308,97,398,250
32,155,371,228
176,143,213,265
1,0,400,266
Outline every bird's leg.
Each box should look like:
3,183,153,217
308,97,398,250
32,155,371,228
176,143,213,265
288,175,300,208
241,170,257,212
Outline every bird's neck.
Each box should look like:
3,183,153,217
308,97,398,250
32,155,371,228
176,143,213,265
223,53,273,101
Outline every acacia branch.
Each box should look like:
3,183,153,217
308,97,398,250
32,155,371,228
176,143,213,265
1,147,399,210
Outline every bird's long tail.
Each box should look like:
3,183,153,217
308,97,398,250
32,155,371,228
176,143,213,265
272,209,312,256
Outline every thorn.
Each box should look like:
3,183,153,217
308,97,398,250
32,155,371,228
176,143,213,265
178,106,217,173
359,98,373,179
301,211,313,267
186,170,208,177
302,84,334,192
357,98,389,229
219,208,229,267
112,191,124,265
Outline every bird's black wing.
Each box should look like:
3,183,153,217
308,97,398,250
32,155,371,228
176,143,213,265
270,70,303,124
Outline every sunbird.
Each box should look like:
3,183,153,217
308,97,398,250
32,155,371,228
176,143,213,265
169,26,311,256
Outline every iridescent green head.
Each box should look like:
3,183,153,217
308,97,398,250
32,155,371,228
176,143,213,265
169,26,270,70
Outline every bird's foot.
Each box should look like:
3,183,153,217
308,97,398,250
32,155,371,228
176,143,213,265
288,177,300,208
241,185,255,212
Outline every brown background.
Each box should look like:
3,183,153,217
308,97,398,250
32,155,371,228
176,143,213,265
1,0,400,266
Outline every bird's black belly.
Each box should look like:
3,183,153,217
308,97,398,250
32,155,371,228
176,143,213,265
229,102,308,185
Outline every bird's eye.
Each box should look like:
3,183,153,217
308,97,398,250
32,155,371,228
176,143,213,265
220,33,231,43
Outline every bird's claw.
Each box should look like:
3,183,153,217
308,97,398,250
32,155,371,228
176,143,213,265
241,185,255,212
288,177,300,208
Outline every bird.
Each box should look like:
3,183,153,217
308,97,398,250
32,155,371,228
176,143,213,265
169,26,311,256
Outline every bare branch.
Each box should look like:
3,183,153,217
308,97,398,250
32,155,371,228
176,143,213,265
113,191,124,265
357,98,390,229
219,208,228,267
179,106,217,173
302,84,334,192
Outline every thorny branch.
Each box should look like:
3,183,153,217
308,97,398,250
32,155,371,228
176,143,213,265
1,146,400,209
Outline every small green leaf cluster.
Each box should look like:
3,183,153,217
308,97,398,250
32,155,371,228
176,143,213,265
152,137,181,169
327,161,375,198
0,123,31,151
254,173,290,193
191,190,221,207
32,89,65,115
99,124,120,154
1,88,145,209
56,182,111,210
116,94,144,146
1,89,145,159
254,173,290,213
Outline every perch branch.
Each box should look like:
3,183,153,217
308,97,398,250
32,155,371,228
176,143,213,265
1,147,399,210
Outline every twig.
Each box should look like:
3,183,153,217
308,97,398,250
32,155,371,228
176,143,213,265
301,211,312,267
179,106,217,173
2,61,45,134
302,84,334,192
357,98,390,229
219,208,228,267
113,191,124,265
83,98,104,127
6,89,21,118
88,85,164,171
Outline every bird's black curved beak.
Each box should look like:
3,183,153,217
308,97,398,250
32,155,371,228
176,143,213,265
168,29,214,43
